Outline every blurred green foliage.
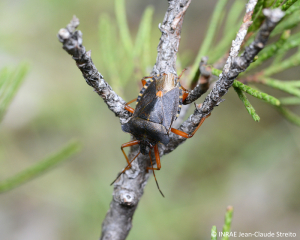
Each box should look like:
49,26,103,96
98,0,300,127
204,0,300,126
98,0,154,94
189,0,229,81
0,140,81,193
0,64,81,193
0,63,29,121
233,87,261,122
211,206,234,240
208,0,245,64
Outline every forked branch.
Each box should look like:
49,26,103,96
58,18,131,125
167,4,284,154
57,0,284,239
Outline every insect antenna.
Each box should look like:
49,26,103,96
110,151,140,185
178,68,187,80
149,151,165,197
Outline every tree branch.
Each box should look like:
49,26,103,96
151,0,192,76
57,16,131,125
183,56,211,105
99,1,192,240
167,6,284,153
58,1,284,240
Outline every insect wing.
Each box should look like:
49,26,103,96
134,80,156,115
161,87,180,129
137,98,164,124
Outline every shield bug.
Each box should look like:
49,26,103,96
112,72,210,196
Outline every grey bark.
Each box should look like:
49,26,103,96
57,0,284,239
58,17,131,125
151,0,192,76
167,5,285,155
183,56,211,105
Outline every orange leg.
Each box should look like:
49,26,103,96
125,76,153,113
177,70,189,102
125,98,137,113
147,145,164,197
121,140,140,169
171,113,211,138
181,85,188,92
146,145,161,171
182,91,189,102
127,98,137,105
111,140,140,185
111,150,140,185
178,68,187,80
125,106,134,114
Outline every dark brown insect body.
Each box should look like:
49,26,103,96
122,73,183,154
112,72,210,195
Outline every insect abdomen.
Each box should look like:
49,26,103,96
136,78,155,106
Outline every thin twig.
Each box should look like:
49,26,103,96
183,56,211,105
57,17,131,125
151,0,192,76
168,4,285,154
174,56,211,127
188,0,229,80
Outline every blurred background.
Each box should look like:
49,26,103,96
0,0,300,239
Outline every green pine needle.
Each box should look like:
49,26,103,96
234,86,261,122
115,0,133,56
0,63,29,121
210,68,280,107
189,0,228,82
99,1,156,88
133,6,154,74
209,0,245,64
264,50,300,76
211,225,217,240
279,96,300,105
266,0,277,8
271,9,300,36
281,0,299,11
277,106,300,126
272,51,286,64
0,140,81,194
248,0,275,33
273,31,300,64
252,0,264,20
260,78,300,97
211,67,222,76
224,0,245,35
233,80,280,106
273,0,285,9
134,6,153,57
248,30,290,70
0,67,9,90
285,0,300,16
285,80,300,87
279,31,300,53
98,14,122,88
247,1,263,33
222,206,234,240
